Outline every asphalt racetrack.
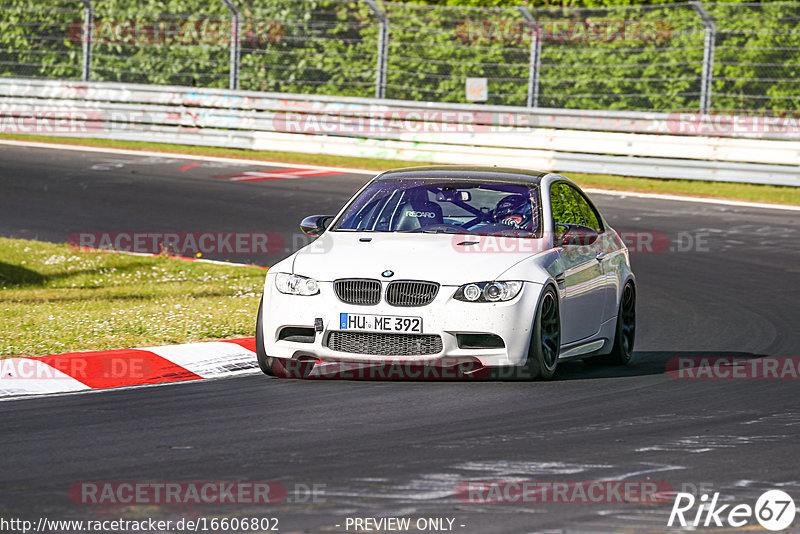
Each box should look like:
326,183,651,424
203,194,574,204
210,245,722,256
1,143,799,533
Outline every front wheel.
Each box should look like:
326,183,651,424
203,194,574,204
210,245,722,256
521,286,561,380
255,297,277,376
255,298,313,378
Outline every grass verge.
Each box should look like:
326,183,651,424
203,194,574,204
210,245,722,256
2,133,798,206
0,237,265,358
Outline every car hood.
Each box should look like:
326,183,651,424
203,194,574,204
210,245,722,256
291,231,549,284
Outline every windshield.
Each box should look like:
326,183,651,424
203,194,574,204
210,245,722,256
332,179,541,237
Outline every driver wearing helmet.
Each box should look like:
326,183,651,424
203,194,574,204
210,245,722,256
494,194,534,230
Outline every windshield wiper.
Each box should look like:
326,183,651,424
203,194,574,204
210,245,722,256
399,229,462,235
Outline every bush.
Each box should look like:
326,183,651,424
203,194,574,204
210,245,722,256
0,0,797,113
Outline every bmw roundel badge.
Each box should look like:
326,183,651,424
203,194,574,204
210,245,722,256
382,270,394,278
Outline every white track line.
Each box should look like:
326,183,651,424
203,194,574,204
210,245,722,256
583,188,800,212
0,139,375,176
2,138,798,212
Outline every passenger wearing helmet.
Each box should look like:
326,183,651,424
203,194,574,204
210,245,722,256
494,194,534,230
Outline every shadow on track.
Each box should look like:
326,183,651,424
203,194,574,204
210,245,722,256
551,351,769,381
265,351,769,383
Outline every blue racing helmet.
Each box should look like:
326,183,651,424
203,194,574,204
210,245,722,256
494,194,534,230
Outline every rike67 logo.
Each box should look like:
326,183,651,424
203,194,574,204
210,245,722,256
668,490,796,531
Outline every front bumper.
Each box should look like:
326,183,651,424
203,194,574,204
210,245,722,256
260,274,543,368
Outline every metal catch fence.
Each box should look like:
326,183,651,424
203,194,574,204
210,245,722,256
1,0,799,114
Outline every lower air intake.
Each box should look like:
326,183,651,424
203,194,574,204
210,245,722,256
327,332,443,356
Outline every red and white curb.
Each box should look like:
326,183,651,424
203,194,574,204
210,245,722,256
0,338,261,398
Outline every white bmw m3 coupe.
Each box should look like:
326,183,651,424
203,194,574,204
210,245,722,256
256,166,635,380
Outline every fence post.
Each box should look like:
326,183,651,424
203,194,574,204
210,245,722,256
362,0,388,99
517,6,541,108
691,1,715,114
221,0,241,90
80,0,93,81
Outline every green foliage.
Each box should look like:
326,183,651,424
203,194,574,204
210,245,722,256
0,0,83,79
0,0,797,113
388,0,775,6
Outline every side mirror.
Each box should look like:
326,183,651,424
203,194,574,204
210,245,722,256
556,224,599,247
300,215,333,237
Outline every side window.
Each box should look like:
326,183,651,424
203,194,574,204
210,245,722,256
567,186,602,232
551,182,602,233
550,183,583,226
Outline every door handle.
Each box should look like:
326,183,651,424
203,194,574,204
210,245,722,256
596,252,609,262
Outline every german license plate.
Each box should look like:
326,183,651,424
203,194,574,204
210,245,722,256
339,313,423,333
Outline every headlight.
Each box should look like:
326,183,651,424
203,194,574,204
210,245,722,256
453,281,523,302
275,273,319,296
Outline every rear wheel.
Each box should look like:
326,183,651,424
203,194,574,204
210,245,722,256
595,282,636,365
522,286,560,380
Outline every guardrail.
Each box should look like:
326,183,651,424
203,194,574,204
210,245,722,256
0,78,798,187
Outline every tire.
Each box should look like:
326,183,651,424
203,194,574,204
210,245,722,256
596,282,636,365
255,297,277,376
521,285,561,380
255,298,314,378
